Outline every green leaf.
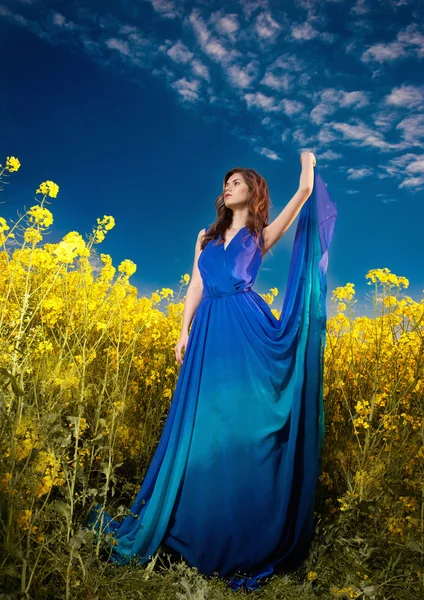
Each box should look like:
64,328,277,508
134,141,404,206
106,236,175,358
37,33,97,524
0,367,24,397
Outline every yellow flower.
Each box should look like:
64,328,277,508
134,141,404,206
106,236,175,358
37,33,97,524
100,253,112,265
366,268,409,289
0,472,12,490
35,475,53,498
36,340,54,355
332,283,355,301
16,435,34,461
0,217,10,232
270,287,279,296
27,205,54,228
118,259,137,277
182,273,190,284
94,229,105,243
17,509,32,530
24,227,43,244
160,288,174,299
307,571,318,581
6,156,21,172
53,231,90,263
36,180,59,198
97,215,115,231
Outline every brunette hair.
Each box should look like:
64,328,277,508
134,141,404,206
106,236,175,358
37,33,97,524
200,167,271,252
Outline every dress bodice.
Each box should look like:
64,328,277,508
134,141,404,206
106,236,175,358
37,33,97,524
198,226,263,299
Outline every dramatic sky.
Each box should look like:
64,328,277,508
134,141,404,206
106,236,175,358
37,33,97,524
1,0,423,316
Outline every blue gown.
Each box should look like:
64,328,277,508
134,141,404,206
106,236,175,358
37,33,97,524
86,171,337,591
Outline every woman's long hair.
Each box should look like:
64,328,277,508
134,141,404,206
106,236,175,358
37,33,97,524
200,167,272,252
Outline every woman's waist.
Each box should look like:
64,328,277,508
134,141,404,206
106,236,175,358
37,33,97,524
201,285,255,299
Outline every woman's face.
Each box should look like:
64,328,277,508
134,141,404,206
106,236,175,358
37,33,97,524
224,173,249,208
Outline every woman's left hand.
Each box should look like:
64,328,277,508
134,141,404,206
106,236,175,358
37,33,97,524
300,151,316,168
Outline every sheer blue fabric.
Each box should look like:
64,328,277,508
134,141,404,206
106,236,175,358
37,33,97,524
86,170,337,591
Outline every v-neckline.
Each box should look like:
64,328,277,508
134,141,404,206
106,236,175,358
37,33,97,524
222,226,246,252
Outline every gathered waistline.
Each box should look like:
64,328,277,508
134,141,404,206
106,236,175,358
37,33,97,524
201,287,252,299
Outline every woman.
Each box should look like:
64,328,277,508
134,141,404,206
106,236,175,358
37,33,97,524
86,151,338,592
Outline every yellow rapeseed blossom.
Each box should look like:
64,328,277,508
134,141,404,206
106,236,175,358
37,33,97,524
97,215,115,231
27,205,54,228
35,341,54,356
331,586,357,599
36,180,59,198
34,448,65,497
5,156,21,172
17,509,32,530
118,259,137,277
383,295,398,308
16,432,35,461
261,292,274,305
53,231,90,263
94,229,105,243
366,268,409,288
24,227,43,244
307,571,318,581
160,288,174,299
270,287,279,296
332,283,355,301
0,217,10,232
0,472,12,490
182,273,190,284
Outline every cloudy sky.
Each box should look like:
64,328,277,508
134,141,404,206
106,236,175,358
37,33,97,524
1,0,423,315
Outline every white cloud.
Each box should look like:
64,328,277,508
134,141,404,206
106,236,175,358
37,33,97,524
340,91,369,108
310,89,369,124
291,22,319,41
385,85,424,109
204,38,231,62
171,77,201,102
396,114,424,147
331,121,395,149
105,38,131,56
281,98,304,117
240,0,270,20
191,58,211,81
379,153,424,191
148,0,178,19
167,40,194,64
257,147,281,160
211,12,239,36
350,0,369,16
188,8,210,49
360,23,424,66
318,149,343,161
254,11,281,41
397,23,424,58
260,71,291,91
226,60,259,89
310,103,336,125
361,42,407,64
244,91,278,112
347,167,373,179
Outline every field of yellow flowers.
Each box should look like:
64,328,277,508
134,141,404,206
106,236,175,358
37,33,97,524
0,156,422,600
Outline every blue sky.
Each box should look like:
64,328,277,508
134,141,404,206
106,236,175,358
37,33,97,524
1,0,423,317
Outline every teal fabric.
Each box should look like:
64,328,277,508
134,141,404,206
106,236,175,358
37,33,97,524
86,170,337,591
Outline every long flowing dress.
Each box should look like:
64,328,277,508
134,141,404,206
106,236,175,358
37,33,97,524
86,170,337,591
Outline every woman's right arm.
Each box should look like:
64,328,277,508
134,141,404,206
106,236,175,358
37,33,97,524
180,228,206,334
175,228,206,365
